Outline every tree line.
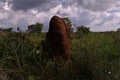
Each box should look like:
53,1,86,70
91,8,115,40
0,18,120,33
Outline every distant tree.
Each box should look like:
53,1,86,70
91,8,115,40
63,17,72,27
8,28,13,32
27,23,43,34
76,25,90,35
17,27,23,32
0,28,3,32
17,27,20,32
117,28,120,32
63,17,73,32
63,17,74,38
2,28,13,32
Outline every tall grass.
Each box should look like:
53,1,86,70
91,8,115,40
0,31,120,80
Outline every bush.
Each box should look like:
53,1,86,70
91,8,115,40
76,25,90,35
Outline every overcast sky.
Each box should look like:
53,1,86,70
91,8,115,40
0,0,120,32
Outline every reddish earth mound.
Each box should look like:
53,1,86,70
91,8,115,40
46,15,70,64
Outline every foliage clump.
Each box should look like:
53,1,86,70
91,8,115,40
27,23,43,34
76,25,90,34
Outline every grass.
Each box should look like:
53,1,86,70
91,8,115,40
0,31,120,80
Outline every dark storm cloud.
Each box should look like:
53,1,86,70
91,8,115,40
10,0,59,11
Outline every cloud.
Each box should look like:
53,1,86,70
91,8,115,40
0,0,120,32
8,0,60,11
90,11,120,31
64,0,118,11
0,12,8,19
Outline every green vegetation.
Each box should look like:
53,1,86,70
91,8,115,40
27,23,43,34
0,26,120,80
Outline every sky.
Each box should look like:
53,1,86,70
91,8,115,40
0,0,120,32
